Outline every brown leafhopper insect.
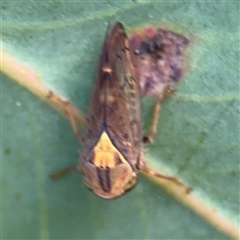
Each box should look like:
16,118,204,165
51,22,189,199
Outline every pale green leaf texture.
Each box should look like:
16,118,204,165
1,1,239,239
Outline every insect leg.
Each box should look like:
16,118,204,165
140,165,192,193
143,98,161,143
46,90,85,143
50,165,82,180
143,86,176,143
64,100,85,143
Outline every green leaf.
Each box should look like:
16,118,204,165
2,1,239,239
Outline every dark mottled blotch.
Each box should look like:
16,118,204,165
130,27,189,98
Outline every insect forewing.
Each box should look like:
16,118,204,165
80,22,143,199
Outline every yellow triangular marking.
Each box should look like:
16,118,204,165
93,131,127,168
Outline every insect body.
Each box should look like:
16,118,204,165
81,22,143,199
51,22,189,199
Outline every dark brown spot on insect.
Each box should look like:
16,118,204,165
129,91,135,99
88,151,95,165
102,72,110,82
114,152,123,165
97,167,111,192
129,84,135,90
123,133,129,140
131,76,137,83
